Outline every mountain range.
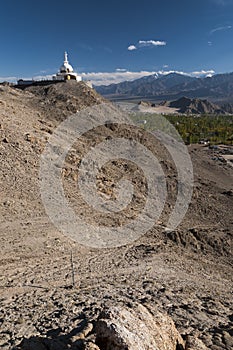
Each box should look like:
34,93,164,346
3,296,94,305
95,72,233,103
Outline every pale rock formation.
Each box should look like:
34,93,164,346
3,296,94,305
95,304,185,350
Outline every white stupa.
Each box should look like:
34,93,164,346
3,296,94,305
53,52,82,82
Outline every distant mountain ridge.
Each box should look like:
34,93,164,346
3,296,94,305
95,72,233,103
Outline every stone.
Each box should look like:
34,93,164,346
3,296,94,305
185,335,208,350
70,322,93,342
222,330,233,348
95,304,185,350
2,137,8,143
84,342,100,350
25,133,36,143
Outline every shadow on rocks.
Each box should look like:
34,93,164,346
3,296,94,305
13,320,89,350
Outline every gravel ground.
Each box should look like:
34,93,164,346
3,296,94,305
0,82,232,349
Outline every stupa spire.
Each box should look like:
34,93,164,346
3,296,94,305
64,51,68,63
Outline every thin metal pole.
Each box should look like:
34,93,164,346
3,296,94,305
71,251,75,288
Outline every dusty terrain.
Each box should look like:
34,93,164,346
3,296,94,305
0,81,232,349
114,101,179,115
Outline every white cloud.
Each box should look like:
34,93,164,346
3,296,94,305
116,68,127,72
128,39,166,51
210,25,232,34
191,70,215,77
81,71,157,85
0,74,55,83
128,45,137,51
0,76,18,83
139,40,166,47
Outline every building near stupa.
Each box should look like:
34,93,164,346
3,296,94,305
53,52,82,82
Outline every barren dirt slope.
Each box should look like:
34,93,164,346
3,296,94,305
0,82,232,349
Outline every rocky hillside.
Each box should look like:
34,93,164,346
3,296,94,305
167,96,225,114
137,96,227,114
0,81,232,349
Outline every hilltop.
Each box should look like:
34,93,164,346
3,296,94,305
0,81,232,349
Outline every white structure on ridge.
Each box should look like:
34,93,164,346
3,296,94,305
53,52,82,82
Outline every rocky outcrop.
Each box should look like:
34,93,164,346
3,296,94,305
95,304,185,350
221,102,233,114
138,100,157,107
169,96,225,114
14,304,187,350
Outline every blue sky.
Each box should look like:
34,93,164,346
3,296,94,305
0,0,233,85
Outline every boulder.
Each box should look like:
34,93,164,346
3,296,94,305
95,304,185,350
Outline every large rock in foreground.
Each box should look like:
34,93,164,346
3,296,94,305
95,304,185,350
